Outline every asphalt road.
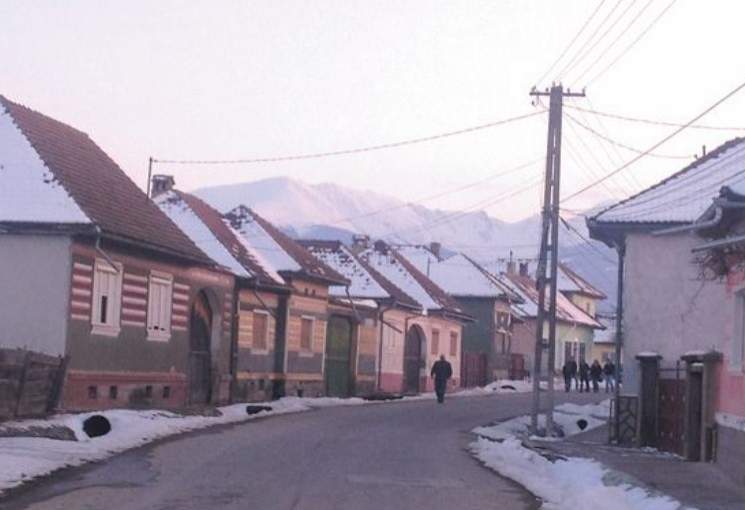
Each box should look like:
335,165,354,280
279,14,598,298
3,391,602,510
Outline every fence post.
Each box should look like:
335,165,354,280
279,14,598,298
47,355,70,413
14,351,33,417
636,353,662,448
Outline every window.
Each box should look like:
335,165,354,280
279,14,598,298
499,333,508,354
449,332,458,357
732,291,745,371
162,386,171,399
91,259,123,336
431,329,440,355
88,386,98,399
253,311,269,350
147,271,173,341
300,317,314,350
108,385,118,400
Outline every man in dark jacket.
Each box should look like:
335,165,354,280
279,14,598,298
578,360,591,393
590,360,603,393
562,359,577,393
430,355,453,404
603,360,616,393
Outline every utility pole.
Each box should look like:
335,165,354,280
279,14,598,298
529,84,585,436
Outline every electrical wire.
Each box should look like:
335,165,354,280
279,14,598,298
535,0,608,86
565,103,745,131
587,0,679,85
152,111,545,165
571,0,655,84
563,0,641,84
561,78,745,203
565,113,694,160
556,0,624,80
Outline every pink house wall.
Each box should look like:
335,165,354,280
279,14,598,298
717,269,745,417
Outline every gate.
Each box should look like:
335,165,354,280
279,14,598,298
325,316,353,397
657,362,685,456
189,290,213,405
462,352,487,388
403,326,424,394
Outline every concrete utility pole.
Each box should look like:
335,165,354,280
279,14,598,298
529,84,585,436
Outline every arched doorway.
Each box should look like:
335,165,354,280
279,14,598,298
325,316,353,397
188,290,213,405
403,325,425,394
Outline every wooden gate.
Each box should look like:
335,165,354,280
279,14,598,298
462,352,487,388
403,326,423,394
325,316,353,397
658,363,685,456
188,290,213,405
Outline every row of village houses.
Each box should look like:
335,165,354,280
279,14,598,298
0,94,611,413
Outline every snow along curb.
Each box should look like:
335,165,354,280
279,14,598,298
469,401,695,510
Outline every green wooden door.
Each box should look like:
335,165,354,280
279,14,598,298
325,316,353,397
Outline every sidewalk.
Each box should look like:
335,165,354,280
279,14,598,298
532,425,745,510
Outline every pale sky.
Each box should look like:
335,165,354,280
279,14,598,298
2,0,744,221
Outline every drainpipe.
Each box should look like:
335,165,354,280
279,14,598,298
94,226,119,272
613,239,626,444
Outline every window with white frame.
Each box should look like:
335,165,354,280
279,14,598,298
147,271,173,341
91,259,123,336
732,291,745,371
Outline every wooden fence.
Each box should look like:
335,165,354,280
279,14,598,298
0,348,69,421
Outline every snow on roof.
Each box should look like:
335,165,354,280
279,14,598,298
302,241,389,299
360,248,440,311
227,206,302,274
394,245,440,274
0,101,90,224
156,191,251,278
557,264,606,299
401,251,509,298
592,137,745,225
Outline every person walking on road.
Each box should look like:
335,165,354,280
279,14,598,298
603,360,616,393
590,360,603,393
578,360,590,393
562,358,577,393
431,355,453,404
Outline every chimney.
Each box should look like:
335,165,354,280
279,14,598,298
506,250,516,275
429,242,442,260
518,261,529,277
151,174,175,198
352,234,371,250
373,239,388,254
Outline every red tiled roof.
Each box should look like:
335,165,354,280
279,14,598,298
0,95,209,263
558,263,607,299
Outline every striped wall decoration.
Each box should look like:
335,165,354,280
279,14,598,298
121,272,148,328
222,291,232,336
69,260,93,322
172,281,190,332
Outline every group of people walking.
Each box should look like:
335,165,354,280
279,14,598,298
562,358,616,393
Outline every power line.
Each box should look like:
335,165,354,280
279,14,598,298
152,111,545,165
535,0,607,86
563,0,641,83
571,0,655,84
562,78,745,203
587,0,679,85
322,158,543,227
565,112,694,160
565,103,745,131
557,0,624,80
559,216,616,264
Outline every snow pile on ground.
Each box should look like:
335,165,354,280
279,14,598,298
471,437,689,510
452,378,534,397
473,400,610,440
0,398,313,494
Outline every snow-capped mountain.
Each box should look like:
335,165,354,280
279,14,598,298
194,177,617,311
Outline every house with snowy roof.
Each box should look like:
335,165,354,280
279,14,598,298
495,262,604,376
394,245,525,386
223,205,349,399
0,95,235,411
300,239,423,396
152,176,349,400
326,239,473,394
588,136,745,464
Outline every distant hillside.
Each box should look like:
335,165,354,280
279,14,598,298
194,177,617,312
